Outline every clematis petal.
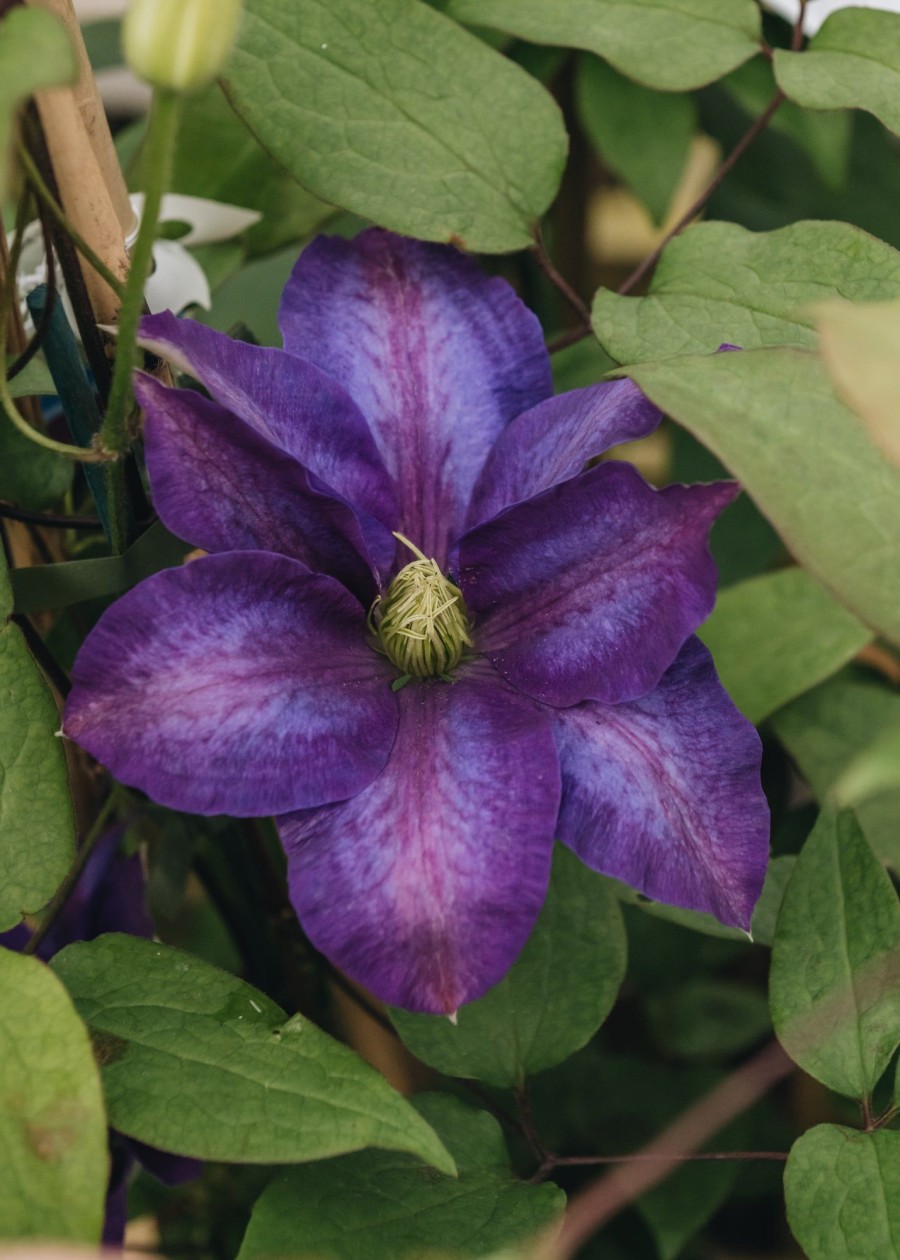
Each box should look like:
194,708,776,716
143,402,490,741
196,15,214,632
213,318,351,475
459,461,737,707
138,311,395,526
279,666,561,1013
469,378,662,526
136,373,391,596
64,553,398,817
552,637,769,929
277,229,553,564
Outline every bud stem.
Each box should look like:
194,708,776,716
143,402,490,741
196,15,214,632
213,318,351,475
100,89,182,551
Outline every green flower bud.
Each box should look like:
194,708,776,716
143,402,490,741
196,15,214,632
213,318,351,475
123,0,242,93
373,535,473,680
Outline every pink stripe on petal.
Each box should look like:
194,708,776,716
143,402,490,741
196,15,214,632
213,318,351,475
553,637,769,929
279,667,560,1013
278,230,552,565
459,462,737,707
64,553,398,817
137,373,391,597
469,378,661,527
138,311,396,528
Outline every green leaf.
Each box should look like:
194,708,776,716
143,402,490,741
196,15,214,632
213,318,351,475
51,934,455,1173
723,58,852,191
223,0,566,253
0,541,75,931
237,1094,564,1260
699,568,872,725
199,243,301,347
771,673,900,870
816,297,900,468
592,220,900,364
445,0,761,91
0,7,77,197
608,853,793,947
645,980,771,1062
784,1125,900,1260
391,846,626,1088
775,10,900,139
575,55,695,224
169,86,334,256
769,809,900,1099
0,625,76,930
832,724,900,812
5,355,57,399
639,1155,738,1260
746,855,795,949
627,348,900,648
11,519,190,615
0,424,73,511
0,949,107,1244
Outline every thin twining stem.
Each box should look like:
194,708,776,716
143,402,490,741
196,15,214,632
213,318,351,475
550,1150,788,1169
0,191,109,463
17,140,126,302
545,1040,794,1259
6,208,56,381
615,88,786,298
0,501,103,530
532,229,591,324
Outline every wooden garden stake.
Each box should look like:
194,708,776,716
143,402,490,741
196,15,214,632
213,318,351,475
25,0,134,326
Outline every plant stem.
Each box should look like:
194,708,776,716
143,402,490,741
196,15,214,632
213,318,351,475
18,141,126,302
0,192,109,464
545,1040,793,1258
550,1150,788,1168
532,229,590,324
23,791,119,956
100,89,181,551
616,89,786,298
0,502,102,530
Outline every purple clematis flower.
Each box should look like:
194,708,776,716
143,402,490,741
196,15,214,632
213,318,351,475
63,229,769,1014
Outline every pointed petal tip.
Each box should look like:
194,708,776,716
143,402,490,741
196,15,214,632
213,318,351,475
446,1010,459,1026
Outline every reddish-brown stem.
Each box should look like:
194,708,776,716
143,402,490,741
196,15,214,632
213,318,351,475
793,1,809,51
616,89,786,298
517,1083,552,1164
549,1150,788,1170
544,1039,793,1259
0,502,103,531
532,230,591,324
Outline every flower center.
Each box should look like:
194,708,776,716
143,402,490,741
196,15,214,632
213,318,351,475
371,534,472,680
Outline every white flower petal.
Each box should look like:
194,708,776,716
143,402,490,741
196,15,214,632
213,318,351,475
762,0,900,35
129,192,261,247
146,241,211,313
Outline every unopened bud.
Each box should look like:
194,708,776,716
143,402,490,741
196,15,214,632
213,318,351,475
123,0,242,93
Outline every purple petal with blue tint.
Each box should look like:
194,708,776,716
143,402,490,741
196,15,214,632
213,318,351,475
459,462,737,707
126,1136,202,1187
469,378,662,526
277,229,553,565
136,373,391,596
279,665,560,1013
138,311,396,527
0,922,31,952
1,825,152,961
64,553,398,817
553,637,769,929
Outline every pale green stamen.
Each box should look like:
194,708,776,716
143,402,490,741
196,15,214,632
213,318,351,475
370,533,473,679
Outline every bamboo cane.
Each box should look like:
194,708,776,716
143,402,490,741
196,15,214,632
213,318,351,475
25,0,135,325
